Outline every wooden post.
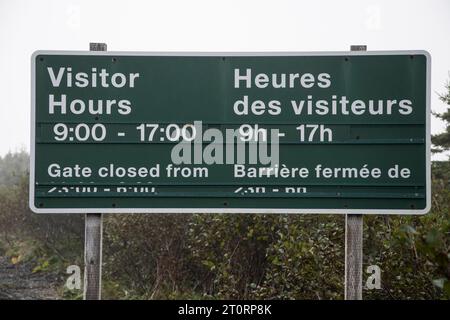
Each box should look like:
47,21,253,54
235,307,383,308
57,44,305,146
344,45,366,300
345,214,363,300
83,42,106,300
83,213,103,299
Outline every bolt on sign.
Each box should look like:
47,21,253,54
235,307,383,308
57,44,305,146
30,51,431,214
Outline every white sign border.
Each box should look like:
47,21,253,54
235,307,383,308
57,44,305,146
30,50,431,215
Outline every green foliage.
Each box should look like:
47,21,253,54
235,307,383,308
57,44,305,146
62,286,83,300
0,150,29,186
103,213,195,299
187,214,277,299
0,152,448,300
0,152,84,299
432,79,450,153
254,216,344,299
186,214,345,299
364,161,450,299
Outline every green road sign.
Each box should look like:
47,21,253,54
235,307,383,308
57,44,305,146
30,51,431,214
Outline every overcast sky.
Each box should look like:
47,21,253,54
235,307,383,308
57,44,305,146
0,0,449,159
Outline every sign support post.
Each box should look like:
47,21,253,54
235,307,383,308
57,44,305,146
344,45,366,301
30,49,430,300
83,42,106,300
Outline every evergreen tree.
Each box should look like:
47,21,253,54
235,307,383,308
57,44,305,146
432,79,450,153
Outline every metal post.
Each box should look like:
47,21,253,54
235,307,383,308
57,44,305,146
83,42,106,300
344,45,366,300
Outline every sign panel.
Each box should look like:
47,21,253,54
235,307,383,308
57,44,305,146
30,51,431,214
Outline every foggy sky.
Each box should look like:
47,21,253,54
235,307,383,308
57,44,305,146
0,0,449,159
